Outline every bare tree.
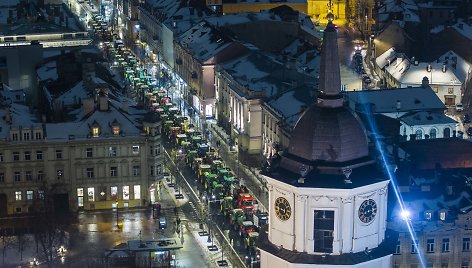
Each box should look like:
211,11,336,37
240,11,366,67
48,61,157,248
1,229,15,265
17,232,30,262
32,182,68,265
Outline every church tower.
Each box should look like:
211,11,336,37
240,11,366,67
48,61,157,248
258,14,394,268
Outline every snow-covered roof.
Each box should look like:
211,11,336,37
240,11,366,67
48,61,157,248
376,47,398,69
451,19,472,41
265,85,314,129
397,61,463,86
205,12,282,26
399,111,457,126
438,50,472,83
178,20,233,63
378,0,420,23
280,38,321,77
384,54,411,82
345,87,447,113
37,60,58,82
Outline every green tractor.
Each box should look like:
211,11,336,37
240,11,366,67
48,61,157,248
229,208,244,228
203,172,218,190
220,196,233,217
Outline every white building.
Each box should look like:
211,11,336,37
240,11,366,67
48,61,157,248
376,48,472,107
346,86,457,140
259,18,393,268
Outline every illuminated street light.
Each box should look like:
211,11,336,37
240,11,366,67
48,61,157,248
400,209,411,221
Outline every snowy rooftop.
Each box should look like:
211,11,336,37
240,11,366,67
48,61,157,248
399,111,457,126
0,4,85,35
451,19,472,41
178,20,233,63
378,48,470,86
265,85,315,129
378,0,420,23
345,87,446,113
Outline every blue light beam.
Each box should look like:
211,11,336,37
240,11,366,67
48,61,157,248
360,101,426,268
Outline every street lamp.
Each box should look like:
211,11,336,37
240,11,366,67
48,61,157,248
203,194,224,247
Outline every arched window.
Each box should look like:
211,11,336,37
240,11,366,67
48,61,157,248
443,128,450,138
415,129,423,140
430,128,437,139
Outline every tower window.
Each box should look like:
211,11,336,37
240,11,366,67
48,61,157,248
313,210,334,253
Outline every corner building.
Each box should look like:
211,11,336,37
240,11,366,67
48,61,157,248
259,15,394,268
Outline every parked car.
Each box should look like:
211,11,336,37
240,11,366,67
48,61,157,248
456,103,464,112
462,114,471,123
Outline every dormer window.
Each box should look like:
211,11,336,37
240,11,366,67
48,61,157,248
113,126,120,136
91,121,101,137
92,127,100,137
439,210,447,221
111,119,121,136
424,210,433,221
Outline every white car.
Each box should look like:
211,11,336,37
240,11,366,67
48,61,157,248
456,103,464,112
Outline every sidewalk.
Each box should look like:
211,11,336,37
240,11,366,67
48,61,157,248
161,172,234,268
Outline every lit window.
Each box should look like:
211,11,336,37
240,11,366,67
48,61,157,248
111,186,118,198
425,211,432,220
92,127,99,137
132,145,140,155
87,187,95,202
440,211,447,221
77,188,84,197
123,186,129,200
15,191,22,201
113,126,120,136
134,185,141,199
26,190,33,200
109,146,117,157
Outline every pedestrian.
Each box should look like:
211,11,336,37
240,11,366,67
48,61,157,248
174,206,178,215
177,217,181,226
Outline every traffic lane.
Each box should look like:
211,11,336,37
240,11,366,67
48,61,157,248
164,146,258,261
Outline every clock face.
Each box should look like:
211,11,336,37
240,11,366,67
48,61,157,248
358,199,377,223
275,197,292,221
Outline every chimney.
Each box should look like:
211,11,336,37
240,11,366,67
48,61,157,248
422,76,429,87
442,64,447,73
426,64,432,72
121,100,129,113
83,98,94,115
98,94,109,111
